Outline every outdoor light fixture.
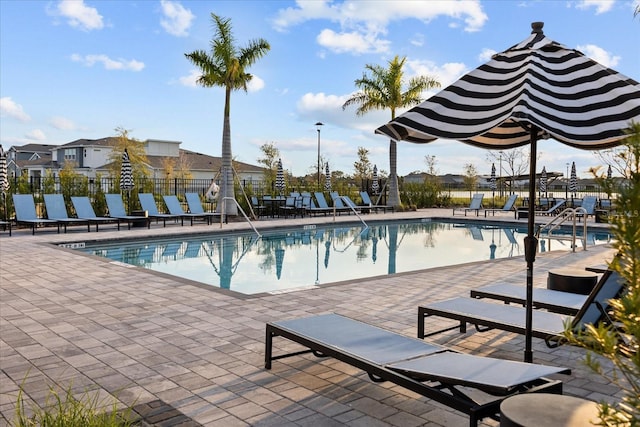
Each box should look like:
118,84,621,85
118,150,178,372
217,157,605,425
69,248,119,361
315,122,324,190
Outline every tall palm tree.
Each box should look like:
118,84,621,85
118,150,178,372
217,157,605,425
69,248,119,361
342,55,440,207
185,13,270,215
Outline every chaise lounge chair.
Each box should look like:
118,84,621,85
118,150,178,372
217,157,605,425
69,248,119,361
575,195,597,221
470,282,588,316
185,193,221,224
313,192,346,215
105,194,150,229
535,199,566,216
265,313,570,426
417,270,623,347
71,196,121,231
12,194,61,234
483,194,518,218
138,193,181,227
44,194,91,232
453,193,484,216
163,195,211,225
360,191,394,213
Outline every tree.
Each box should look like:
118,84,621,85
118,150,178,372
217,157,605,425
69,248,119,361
462,163,478,198
486,148,531,194
185,13,270,215
342,55,440,208
353,146,372,188
106,127,151,187
257,142,280,193
564,122,640,426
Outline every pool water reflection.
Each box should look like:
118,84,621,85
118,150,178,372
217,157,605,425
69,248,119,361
78,219,612,294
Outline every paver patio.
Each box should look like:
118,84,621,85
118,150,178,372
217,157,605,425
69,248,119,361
0,209,621,426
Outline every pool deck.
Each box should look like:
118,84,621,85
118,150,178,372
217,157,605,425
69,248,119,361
0,209,621,426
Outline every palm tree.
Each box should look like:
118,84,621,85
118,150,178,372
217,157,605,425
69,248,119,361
185,13,270,215
342,55,440,207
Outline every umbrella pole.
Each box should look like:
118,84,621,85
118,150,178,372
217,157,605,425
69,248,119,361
524,126,539,363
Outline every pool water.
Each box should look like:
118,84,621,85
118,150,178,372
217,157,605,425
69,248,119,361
77,219,612,295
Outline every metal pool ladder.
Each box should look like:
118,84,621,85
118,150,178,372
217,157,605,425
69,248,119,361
536,207,588,252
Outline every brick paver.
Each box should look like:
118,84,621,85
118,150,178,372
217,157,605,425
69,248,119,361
0,209,620,426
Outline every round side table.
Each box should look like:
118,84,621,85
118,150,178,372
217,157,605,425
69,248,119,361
500,393,599,427
547,268,597,295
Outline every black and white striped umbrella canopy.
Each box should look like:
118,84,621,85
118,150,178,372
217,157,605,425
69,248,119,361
489,163,497,191
324,163,331,191
120,149,134,191
371,165,380,195
375,21,640,363
607,164,612,180
0,145,8,194
275,158,285,194
539,166,547,194
569,161,578,196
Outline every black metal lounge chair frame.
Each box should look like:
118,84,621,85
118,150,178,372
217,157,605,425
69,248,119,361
418,270,622,348
265,313,569,427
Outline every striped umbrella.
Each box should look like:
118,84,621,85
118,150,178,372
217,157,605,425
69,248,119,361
371,165,380,195
324,163,331,191
120,149,134,191
569,161,578,197
539,166,547,195
275,158,285,194
0,145,8,194
375,21,640,363
0,145,8,222
607,164,612,180
489,164,497,191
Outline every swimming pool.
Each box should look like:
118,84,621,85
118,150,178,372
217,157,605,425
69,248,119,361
77,219,612,295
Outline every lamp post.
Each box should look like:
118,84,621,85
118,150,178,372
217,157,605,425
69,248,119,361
315,122,324,190
498,151,503,197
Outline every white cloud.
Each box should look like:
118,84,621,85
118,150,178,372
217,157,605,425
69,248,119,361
317,29,390,54
478,48,497,63
25,129,46,141
49,116,77,130
272,0,487,57
160,0,194,37
0,97,31,122
575,0,615,14
247,75,265,92
71,54,145,71
406,59,467,88
410,33,425,47
54,0,104,31
577,44,620,67
179,69,202,87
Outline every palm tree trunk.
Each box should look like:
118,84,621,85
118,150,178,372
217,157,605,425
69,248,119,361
220,88,237,215
388,139,401,207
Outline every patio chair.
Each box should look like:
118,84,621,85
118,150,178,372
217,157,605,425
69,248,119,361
417,270,623,348
304,193,331,216
278,196,298,218
576,195,597,221
360,191,394,213
43,194,91,232
314,192,347,215
535,199,566,216
105,194,150,229
453,193,483,216
12,194,61,235
162,195,210,226
483,194,518,218
250,196,267,218
71,196,121,231
185,193,221,224
266,313,570,427
330,191,360,214
470,282,588,316
0,220,11,236
138,193,181,227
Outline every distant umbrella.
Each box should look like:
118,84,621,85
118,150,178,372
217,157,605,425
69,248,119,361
0,145,8,195
120,149,134,214
489,163,497,191
275,248,285,280
324,163,331,191
569,161,577,197
371,165,380,195
275,159,285,194
539,166,547,195
607,164,612,180
0,145,8,222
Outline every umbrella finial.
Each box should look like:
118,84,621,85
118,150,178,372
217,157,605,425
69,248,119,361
531,22,544,34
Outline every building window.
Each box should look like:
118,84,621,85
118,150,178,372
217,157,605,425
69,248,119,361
64,148,76,161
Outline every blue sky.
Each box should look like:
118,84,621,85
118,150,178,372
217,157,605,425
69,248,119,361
1,0,639,179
